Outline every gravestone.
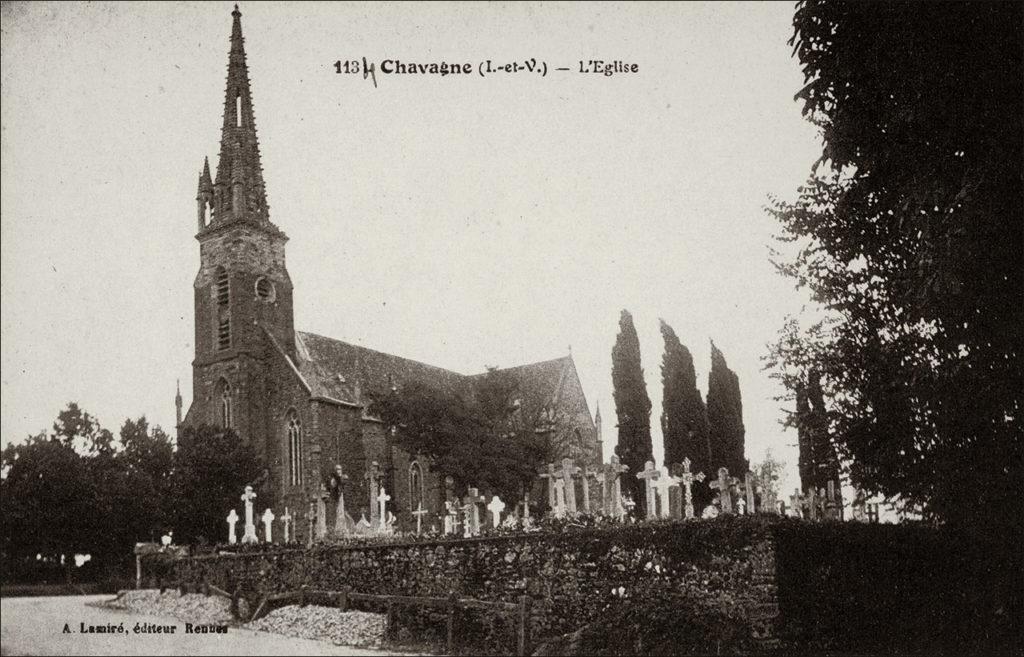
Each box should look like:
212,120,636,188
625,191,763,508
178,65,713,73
444,500,460,535
745,472,757,514
365,461,382,524
675,457,705,520
376,487,391,531
487,495,506,528
316,484,329,539
737,498,746,515
652,472,677,519
538,463,558,510
332,464,355,536
241,485,258,544
608,455,630,518
281,507,292,543
412,502,429,536
226,509,239,545
636,460,660,520
668,484,683,520
552,478,567,518
709,467,739,514
554,458,581,514
789,489,805,519
593,471,608,515
581,467,596,514
262,508,275,542
355,512,372,534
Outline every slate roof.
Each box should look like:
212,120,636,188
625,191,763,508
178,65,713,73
292,330,573,409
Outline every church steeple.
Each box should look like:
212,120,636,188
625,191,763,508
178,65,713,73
205,4,277,231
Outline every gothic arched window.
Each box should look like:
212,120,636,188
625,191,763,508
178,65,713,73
409,461,424,512
287,410,303,487
217,379,232,429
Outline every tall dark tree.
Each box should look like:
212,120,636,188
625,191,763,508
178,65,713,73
706,341,746,477
611,310,653,515
170,424,264,545
659,320,713,508
768,1,1022,525
795,371,841,501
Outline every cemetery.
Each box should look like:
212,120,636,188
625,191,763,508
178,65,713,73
130,455,1019,655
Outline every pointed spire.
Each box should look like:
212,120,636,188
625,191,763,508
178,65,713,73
207,4,276,230
595,400,602,422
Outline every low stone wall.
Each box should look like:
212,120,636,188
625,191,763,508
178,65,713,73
173,516,780,649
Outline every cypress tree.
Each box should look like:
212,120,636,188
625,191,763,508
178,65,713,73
612,310,653,516
660,320,714,510
706,341,747,478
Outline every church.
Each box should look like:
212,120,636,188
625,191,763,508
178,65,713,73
177,6,601,541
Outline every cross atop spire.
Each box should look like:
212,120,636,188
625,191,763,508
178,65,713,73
201,5,280,233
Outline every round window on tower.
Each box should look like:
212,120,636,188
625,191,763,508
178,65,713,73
254,277,275,302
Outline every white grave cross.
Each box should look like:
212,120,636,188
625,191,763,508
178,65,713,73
635,460,661,520
412,502,429,536
678,458,706,519
376,487,391,530
226,509,239,545
487,495,506,528
261,508,275,542
241,485,258,543
280,507,292,543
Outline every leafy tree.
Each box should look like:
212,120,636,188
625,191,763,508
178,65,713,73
611,310,653,516
1,433,96,569
706,341,747,477
751,448,786,512
767,1,1022,525
370,376,545,505
170,424,264,545
659,320,713,508
52,402,114,457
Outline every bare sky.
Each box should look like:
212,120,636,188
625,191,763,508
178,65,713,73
1,1,819,492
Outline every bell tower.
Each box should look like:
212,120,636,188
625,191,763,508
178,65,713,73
190,5,294,445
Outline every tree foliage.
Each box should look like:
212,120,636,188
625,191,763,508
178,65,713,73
707,342,747,478
611,310,653,516
170,424,264,545
659,320,713,508
369,372,547,505
767,1,1023,525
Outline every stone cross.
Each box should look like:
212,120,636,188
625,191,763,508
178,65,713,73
652,472,677,519
593,471,608,515
487,495,506,528
376,487,391,530
709,467,739,514
554,458,580,514
444,500,460,535
581,466,597,514
241,485,258,543
333,464,352,535
365,461,382,523
226,509,239,545
745,472,756,514
538,463,558,510
635,460,660,520
412,501,429,536
789,489,804,518
316,483,329,539
675,458,705,519
281,507,292,543
261,508,275,542
608,455,630,518
552,478,567,518
460,496,475,537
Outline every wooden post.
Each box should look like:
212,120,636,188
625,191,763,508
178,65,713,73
446,593,457,654
517,595,532,657
386,601,396,641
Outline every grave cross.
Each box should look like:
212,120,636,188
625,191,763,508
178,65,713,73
365,461,382,523
744,472,756,514
580,466,597,514
241,485,258,543
652,472,678,519
281,507,293,543
554,458,580,514
608,455,630,518
487,495,506,528
376,487,391,530
552,478,567,518
316,483,329,539
709,467,739,514
261,508,275,543
412,501,429,536
226,509,239,544
538,463,558,510
635,460,661,520
460,494,475,537
675,458,705,520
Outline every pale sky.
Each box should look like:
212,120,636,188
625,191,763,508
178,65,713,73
1,1,820,494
